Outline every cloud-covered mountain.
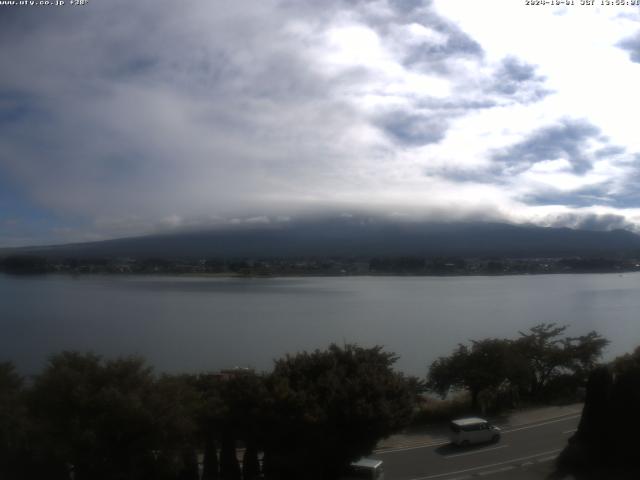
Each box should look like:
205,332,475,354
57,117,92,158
3,1,640,246
7,218,640,260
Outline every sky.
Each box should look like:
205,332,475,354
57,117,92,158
2,0,640,246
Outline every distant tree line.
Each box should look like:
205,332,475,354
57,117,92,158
0,344,418,480
1,256,49,274
427,323,609,411
2,254,640,276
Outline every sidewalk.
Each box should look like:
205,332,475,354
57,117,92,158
375,403,583,452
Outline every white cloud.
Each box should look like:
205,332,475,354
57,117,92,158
2,0,640,244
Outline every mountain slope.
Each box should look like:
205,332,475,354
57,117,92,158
4,219,640,259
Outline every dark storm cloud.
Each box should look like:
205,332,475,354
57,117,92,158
492,120,604,175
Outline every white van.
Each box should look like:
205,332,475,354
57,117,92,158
340,458,384,480
449,417,501,446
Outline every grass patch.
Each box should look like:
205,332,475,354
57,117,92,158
410,392,472,427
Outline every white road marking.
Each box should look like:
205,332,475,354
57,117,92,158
502,414,580,434
376,439,450,454
444,444,509,459
535,455,559,463
477,466,515,476
377,413,580,454
562,428,577,434
409,448,562,480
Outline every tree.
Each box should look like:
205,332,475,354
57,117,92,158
612,345,640,376
0,362,29,479
263,344,416,480
1,255,48,274
427,339,513,410
193,371,267,480
217,373,268,480
515,324,608,398
200,434,219,480
219,434,241,480
27,352,200,480
149,374,201,480
555,346,640,479
428,325,608,408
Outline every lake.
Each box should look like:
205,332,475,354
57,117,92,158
2,272,640,377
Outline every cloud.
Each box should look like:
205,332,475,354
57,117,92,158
617,34,640,63
520,184,613,209
600,154,640,209
491,119,606,175
545,212,634,232
2,0,640,245
376,110,449,146
0,0,550,232
488,56,551,103
399,15,484,73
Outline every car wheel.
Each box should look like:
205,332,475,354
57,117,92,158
491,434,500,443
461,440,470,447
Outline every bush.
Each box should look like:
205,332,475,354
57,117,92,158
410,392,471,426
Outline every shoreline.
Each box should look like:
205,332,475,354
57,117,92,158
1,269,638,279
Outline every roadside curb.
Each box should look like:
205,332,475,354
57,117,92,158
374,408,582,454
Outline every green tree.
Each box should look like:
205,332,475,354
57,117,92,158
555,346,640,479
612,345,640,375
149,374,201,480
216,373,268,480
263,344,416,480
0,362,29,479
427,325,607,408
27,352,201,480
515,324,608,398
192,374,224,480
27,352,157,480
428,339,513,410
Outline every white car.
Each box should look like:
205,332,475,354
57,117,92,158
449,417,501,446
340,458,384,480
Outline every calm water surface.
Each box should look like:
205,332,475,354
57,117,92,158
2,273,640,376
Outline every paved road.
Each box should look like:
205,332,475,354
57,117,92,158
374,414,579,480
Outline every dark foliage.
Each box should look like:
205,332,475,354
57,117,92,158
0,363,29,479
263,344,416,480
427,324,608,411
554,347,640,479
1,255,48,274
0,344,415,480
